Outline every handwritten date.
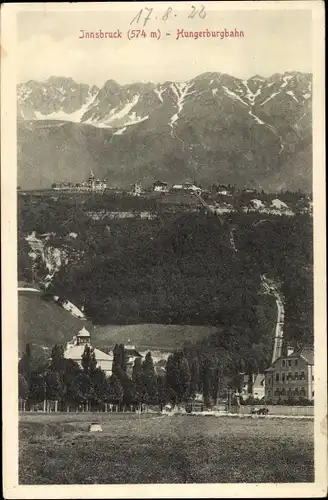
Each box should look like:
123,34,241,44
130,5,206,28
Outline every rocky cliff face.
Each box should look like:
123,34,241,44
17,71,312,192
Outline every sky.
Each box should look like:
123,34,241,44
17,7,312,86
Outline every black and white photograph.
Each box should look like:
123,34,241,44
1,1,327,497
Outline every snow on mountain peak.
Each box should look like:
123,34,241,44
17,72,312,138
169,81,194,132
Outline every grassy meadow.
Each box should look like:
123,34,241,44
19,413,314,484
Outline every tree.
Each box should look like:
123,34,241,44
165,350,191,404
189,357,200,398
81,345,97,375
19,374,28,400
107,374,124,406
230,358,245,393
245,356,259,395
120,344,127,373
132,357,142,381
45,371,63,401
142,352,155,377
29,372,47,403
62,359,82,404
139,352,157,405
211,363,221,403
69,372,94,407
112,343,126,378
91,367,108,406
50,344,66,376
121,374,136,407
200,357,215,407
18,343,32,383
156,375,169,410
18,238,33,282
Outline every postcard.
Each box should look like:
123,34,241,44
1,1,326,498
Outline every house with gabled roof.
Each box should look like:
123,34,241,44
64,327,113,376
264,347,314,403
242,373,265,400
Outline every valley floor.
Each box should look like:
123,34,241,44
19,413,314,484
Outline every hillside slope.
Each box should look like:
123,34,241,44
18,290,91,354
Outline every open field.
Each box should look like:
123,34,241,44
94,323,218,351
19,413,314,484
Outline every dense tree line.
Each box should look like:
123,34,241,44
18,343,192,411
18,343,124,411
19,341,255,411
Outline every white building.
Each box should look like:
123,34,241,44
129,181,142,196
171,183,202,196
271,199,289,210
249,199,265,210
80,171,107,191
217,185,232,196
153,181,169,193
52,171,107,192
64,327,113,376
264,347,314,403
242,374,265,400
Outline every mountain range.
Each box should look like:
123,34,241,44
17,71,312,192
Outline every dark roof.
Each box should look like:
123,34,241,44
265,347,314,371
286,347,314,365
153,181,168,185
299,348,314,365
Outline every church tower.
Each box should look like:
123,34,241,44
76,326,91,346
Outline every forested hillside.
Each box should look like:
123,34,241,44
18,193,313,366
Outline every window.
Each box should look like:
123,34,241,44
312,391,314,397
282,372,286,382
274,389,280,396
281,388,286,396
287,372,292,381
301,371,305,380
294,388,299,396
312,375,314,381
282,360,286,367
275,373,280,382
294,372,299,380
288,360,292,367
295,359,298,367
300,387,306,396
